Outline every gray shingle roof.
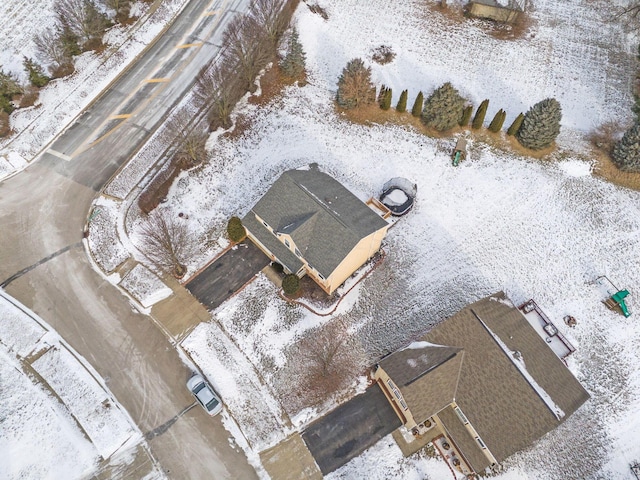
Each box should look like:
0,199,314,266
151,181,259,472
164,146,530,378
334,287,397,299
248,167,388,277
379,343,463,424
422,293,589,465
242,213,303,274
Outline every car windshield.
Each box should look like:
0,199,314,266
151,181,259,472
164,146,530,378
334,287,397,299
194,382,218,411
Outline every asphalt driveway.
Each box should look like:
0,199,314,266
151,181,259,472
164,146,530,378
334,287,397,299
302,383,402,475
185,241,270,310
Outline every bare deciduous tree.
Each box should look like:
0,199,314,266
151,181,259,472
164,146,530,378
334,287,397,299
249,0,288,45
223,15,272,92
194,60,243,130
293,319,365,406
137,210,196,278
165,110,208,167
105,0,131,21
54,0,109,46
34,30,69,70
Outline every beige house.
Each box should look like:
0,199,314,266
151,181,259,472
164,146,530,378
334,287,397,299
374,292,589,475
243,166,390,294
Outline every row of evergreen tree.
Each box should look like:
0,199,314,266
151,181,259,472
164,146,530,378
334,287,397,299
337,58,562,151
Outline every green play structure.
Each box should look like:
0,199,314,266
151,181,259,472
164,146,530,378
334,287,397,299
595,276,632,318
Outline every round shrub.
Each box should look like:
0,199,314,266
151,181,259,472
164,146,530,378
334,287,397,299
282,274,300,296
227,216,246,242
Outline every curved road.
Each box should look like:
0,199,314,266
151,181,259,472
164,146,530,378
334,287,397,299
0,0,257,478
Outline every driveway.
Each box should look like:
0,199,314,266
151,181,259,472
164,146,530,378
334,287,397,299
301,383,402,475
186,241,270,310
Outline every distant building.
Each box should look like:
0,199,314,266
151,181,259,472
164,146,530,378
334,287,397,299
243,166,390,294
468,0,525,24
374,292,589,476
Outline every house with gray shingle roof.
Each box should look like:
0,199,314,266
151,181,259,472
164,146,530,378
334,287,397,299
243,165,390,294
373,292,589,476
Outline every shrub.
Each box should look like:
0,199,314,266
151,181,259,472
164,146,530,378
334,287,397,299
271,262,284,273
587,121,623,153
371,45,395,65
411,91,423,117
472,99,489,130
51,62,75,79
396,89,408,113
227,216,246,242
0,111,11,137
380,87,392,110
506,113,524,136
421,82,467,132
460,105,473,127
19,87,40,108
377,85,387,106
488,109,506,133
282,273,300,296
516,98,562,150
612,123,640,172
336,58,375,109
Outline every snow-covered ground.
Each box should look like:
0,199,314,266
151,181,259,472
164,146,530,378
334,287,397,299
146,0,639,478
58,0,640,478
0,290,157,480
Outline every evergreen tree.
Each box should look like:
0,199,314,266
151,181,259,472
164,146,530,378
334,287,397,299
381,87,392,110
23,57,50,88
506,113,524,136
396,89,408,113
516,98,562,150
421,82,467,132
58,22,81,59
472,99,489,129
336,58,375,109
460,105,473,127
488,109,506,133
280,28,306,78
612,123,640,172
377,85,387,106
0,69,22,114
411,91,423,117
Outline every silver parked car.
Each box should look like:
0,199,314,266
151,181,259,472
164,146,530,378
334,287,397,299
187,374,223,416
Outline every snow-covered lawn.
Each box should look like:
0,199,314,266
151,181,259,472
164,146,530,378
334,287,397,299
154,0,640,478
119,263,172,308
0,291,150,480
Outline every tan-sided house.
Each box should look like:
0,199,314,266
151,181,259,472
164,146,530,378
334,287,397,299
242,166,390,294
373,292,589,475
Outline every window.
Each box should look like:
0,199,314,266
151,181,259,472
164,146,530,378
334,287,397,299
262,221,269,228
476,436,486,449
454,406,469,425
284,239,290,248
318,273,325,280
295,248,301,257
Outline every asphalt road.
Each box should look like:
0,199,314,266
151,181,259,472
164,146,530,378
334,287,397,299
302,384,401,475
0,0,257,478
186,241,270,310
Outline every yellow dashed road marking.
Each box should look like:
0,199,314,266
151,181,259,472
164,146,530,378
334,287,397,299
144,77,171,83
176,42,203,49
203,10,219,16
109,114,132,120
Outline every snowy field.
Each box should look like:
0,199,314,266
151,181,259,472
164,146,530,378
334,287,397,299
146,0,640,478
0,290,153,480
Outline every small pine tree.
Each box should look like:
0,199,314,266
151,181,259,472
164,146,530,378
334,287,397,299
421,82,467,132
396,89,408,113
612,123,640,172
378,85,387,106
227,216,246,242
507,113,524,136
411,91,423,117
472,99,489,129
0,69,22,114
58,22,81,59
488,109,506,133
516,98,562,150
460,105,473,127
23,57,50,88
280,28,306,78
381,87,392,110
282,274,301,296
336,58,375,109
